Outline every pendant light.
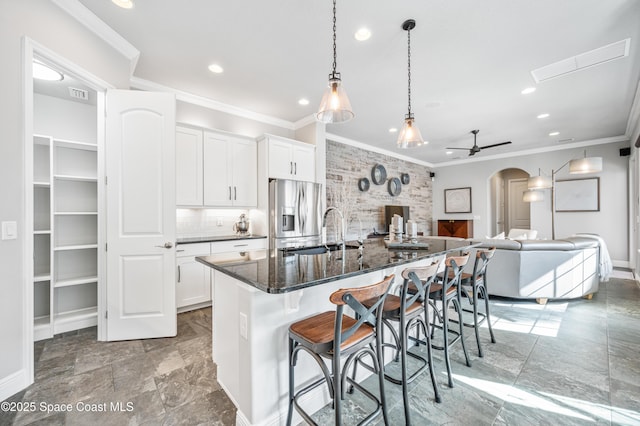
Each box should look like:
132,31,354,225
569,150,603,174
397,19,425,149
316,0,354,123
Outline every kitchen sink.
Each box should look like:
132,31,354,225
280,243,359,256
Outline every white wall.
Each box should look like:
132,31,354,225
34,94,97,142
433,141,630,263
0,0,129,400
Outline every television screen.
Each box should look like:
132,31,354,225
384,205,410,232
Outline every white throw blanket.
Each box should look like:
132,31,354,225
573,234,613,282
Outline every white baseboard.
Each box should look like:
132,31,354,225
0,369,30,402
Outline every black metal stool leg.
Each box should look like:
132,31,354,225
453,296,471,368
286,338,295,426
482,284,496,344
473,285,484,357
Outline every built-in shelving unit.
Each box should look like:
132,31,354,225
33,134,99,341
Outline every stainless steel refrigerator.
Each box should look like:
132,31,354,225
269,179,322,249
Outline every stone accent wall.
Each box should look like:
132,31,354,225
325,139,433,239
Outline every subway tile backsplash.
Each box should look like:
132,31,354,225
176,208,250,237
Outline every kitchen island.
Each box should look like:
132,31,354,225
196,237,475,426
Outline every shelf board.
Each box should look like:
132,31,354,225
53,174,98,182
53,139,97,151
34,230,51,235
34,274,51,282
54,211,98,216
34,181,51,187
54,244,98,251
34,315,51,327
54,276,98,288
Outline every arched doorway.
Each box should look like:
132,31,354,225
488,168,530,236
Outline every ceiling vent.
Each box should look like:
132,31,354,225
68,87,89,101
531,38,630,83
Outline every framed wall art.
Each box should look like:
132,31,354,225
444,187,472,213
555,177,600,212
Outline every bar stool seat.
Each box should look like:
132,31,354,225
286,275,394,426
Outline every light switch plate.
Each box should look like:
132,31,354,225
1,221,17,240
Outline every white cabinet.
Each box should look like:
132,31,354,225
176,243,211,310
176,126,203,206
175,237,267,311
176,125,257,207
262,135,316,182
33,135,99,341
203,132,257,207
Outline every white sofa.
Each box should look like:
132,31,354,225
470,237,600,302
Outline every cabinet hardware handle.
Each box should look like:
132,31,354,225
176,249,185,253
229,186,232,200
234,243,249,247
155,242,173,249
234,186,237,200
294,162,297,175
177,265,181,282
290,161,293,174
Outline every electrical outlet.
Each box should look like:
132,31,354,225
239,312,248,339
1,221,17,240
217,218,223,226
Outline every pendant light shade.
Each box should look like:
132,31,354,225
397,19,425,148
569,156,603,174
317,74,354,123
316,0,354,123
528,175,552,189
523,189,544,202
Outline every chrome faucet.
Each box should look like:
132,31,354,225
322,206,346,252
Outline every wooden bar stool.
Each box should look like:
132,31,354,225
286,275,394,426
428,254,471,388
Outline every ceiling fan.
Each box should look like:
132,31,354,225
447,129,512,156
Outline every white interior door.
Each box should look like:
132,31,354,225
508,178,531,231
106,89,176,341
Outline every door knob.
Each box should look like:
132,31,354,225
156,242,173,249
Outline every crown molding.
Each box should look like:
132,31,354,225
130,77,296,130
326,132,434,168
625,78,640,146
51,0,140,75
293,114,318,130
433,135,630,168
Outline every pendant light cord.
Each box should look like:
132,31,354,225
332,0,338,76
407,26,412,118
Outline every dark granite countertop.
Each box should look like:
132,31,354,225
196,237,476,294
177,234,267,244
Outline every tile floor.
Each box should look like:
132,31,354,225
2,272,640,425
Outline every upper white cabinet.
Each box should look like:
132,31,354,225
261,135,316,182
176,125,257,207
176,126,203,206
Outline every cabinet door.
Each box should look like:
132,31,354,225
203,132,232,206
176,257,211,308
231,138,257,207
267,138,294,180
292,143,316,182
175,127,203,206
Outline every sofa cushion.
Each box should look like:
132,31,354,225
519,240,576,251
474,239,522,250
563,236,600,249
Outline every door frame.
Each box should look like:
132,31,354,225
22,37,112,383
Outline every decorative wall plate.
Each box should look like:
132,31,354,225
358,177,370,192
401,173,410,184
388,177,402,196
371,164,387,185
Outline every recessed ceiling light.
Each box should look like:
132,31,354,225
549,131,560,136
388,128,398,133
208,64,224,74
112,0,134,9
521,87,536,95
537,113,550,119
354,28,371,41
446,151,453,155
298,98,309,106
33,62,64,81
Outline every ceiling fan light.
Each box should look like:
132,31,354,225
528,175,552,189
33,61,64,81
316,76,354,123
397,116,424,148
523,189,544,202
569,156,603,174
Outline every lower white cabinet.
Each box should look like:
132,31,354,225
176,243,211,311
176,238,267,311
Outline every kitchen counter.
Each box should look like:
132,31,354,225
196,237,475,293
176,234,267,244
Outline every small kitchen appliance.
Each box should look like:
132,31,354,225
233,213,250,235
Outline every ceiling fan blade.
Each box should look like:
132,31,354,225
479,141,512,150
445,147,470,150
